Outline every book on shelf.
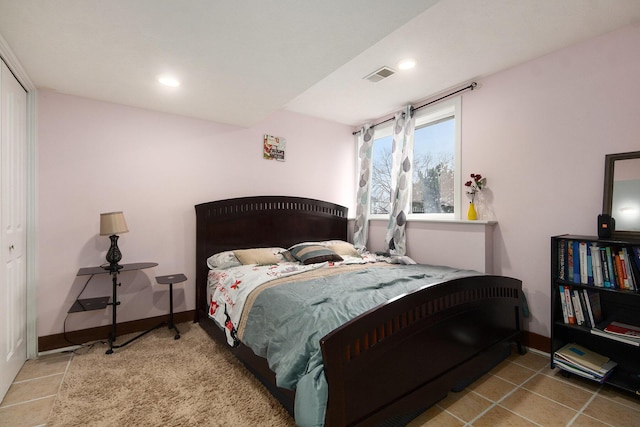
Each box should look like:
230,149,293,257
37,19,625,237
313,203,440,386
558,286,569,323
558,240,566,280
558,285,602,326
573,241,581,284
627,247,637,290
567,241,575,282
582,289,597,327
571,290,585,326
632,247,640,272
586,290,603,324
591,327,640,347
613,250,634,290
618,250,629,289
552,358,616,383
561,285,576,324
621,248,636,290
600,247,612,288
555,343,609,373
591,243,603,287
586,243,594,285
553,342,617,380
613,251,624,288
556,238,639,289
578,242,589,283
604,321,640,340
605,246,616,288
579,241,588,284
590,321,640,347
578,290,592,328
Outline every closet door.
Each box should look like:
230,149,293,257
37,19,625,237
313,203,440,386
0,59,27,400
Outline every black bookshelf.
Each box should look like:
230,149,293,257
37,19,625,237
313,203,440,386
551,234,640,396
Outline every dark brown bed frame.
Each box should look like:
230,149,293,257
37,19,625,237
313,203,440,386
195,196,524,427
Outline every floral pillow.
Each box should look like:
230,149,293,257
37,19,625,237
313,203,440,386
206,251,241,269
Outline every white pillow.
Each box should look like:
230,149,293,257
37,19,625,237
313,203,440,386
327,241,359,257
234,248,281,265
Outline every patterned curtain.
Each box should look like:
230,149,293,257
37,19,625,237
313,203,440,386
385,106,415,256
352,125,374,250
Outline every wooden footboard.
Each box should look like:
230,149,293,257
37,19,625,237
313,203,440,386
321,275,523,427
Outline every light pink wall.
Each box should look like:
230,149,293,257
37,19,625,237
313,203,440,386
460,23,640,337
368,220,496,273
37,22,640,342
38,92,354,336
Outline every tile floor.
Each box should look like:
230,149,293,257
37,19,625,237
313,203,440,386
408,349,640,427
0,351,72,427
1,347,640,426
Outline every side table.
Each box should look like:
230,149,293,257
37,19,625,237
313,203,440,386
72,262,158,354
155,273,187,340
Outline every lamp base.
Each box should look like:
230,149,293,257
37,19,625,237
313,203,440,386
105,234,123,270
104,263,124,273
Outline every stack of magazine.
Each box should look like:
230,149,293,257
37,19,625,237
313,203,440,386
591,321,640,347
553,342,617,383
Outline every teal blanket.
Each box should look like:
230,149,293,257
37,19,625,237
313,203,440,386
240,263,478,427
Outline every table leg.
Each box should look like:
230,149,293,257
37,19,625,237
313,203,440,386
169,282,180,340
106,270,119,354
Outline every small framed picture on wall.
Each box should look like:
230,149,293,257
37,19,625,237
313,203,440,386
263,134,286,161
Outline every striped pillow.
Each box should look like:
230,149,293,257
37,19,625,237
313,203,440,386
289,244,343,265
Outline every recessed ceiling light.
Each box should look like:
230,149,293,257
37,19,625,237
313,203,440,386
398,59,416,70
158,76,180,87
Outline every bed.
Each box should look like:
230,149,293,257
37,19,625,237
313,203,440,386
194,196,524,427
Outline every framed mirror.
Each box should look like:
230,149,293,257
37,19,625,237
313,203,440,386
603,151,640,239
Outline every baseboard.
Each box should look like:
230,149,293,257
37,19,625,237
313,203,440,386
38,310,196,352
522,329,550,354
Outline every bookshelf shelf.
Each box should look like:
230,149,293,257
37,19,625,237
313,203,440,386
551,234,640,396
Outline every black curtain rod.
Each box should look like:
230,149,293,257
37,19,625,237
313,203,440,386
352,82,477,136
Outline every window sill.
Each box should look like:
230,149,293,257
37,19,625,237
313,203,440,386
366,217,497,225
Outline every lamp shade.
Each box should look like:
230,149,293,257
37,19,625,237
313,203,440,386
100,211,129,236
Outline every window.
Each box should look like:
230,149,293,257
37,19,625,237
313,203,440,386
368,97,461,218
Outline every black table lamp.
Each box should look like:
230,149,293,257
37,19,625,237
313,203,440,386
100,211,129,270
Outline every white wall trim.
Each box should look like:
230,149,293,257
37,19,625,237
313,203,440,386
367,216,497,225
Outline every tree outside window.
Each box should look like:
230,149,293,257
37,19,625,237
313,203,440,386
370,116,455,216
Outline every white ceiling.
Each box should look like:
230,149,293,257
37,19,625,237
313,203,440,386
1,0,640,128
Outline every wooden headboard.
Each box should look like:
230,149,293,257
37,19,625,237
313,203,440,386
194,196,348,318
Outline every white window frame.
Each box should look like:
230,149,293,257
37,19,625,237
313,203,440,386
366,96,462,221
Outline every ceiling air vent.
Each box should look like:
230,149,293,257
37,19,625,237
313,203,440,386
363,66,396,83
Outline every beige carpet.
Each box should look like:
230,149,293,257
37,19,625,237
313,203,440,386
48,322,295,426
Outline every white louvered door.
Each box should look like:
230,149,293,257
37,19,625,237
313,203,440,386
0,58,28,401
